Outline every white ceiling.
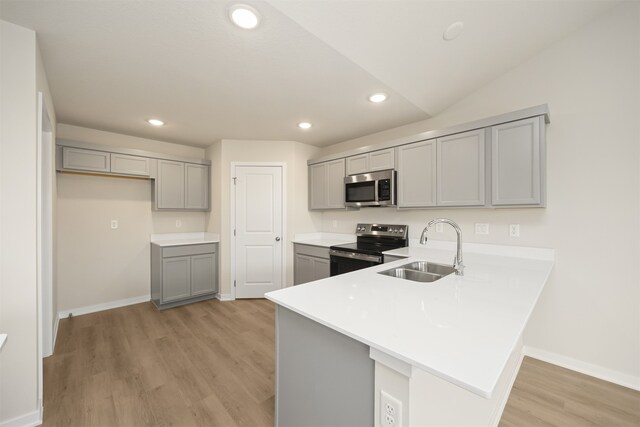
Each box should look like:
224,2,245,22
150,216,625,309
1,0,617,147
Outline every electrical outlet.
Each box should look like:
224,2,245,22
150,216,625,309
176,219,182,228
110,220,118,229
332,220,338,229
509,224,520,237
475,223,489,235
435,223,444,233
380,390,402,427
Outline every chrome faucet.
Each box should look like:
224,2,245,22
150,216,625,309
420,218,464,276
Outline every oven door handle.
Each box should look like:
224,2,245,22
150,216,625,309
329,250,382,263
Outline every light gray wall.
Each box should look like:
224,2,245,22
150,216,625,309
55,125,207,312
317,2,640,384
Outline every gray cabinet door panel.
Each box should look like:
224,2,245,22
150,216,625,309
62,147,110,172
162,256,191,302
110,153,150,176
294,254,313,285
309,163,326,210
437,130,485,206
491,117,541,205
157,160,185,209
397,140,437,207
312,258,330,282
185,164,209,210
346,154,368,175
369,148,395,171
191,253,216,296
326,159,346,208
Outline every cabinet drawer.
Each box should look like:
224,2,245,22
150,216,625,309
110,153,150,176
162,243,216,258
62,147,110,172
294,243,330,259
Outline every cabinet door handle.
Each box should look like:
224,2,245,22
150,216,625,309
275,237,281,242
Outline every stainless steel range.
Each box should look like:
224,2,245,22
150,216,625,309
329,223,408,276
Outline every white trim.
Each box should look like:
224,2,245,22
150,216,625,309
0,407,42,427
230,162,287,299
370,347,413,378
216,293,235,301
490,352,524,427
523,345,640,391
58,294,150,318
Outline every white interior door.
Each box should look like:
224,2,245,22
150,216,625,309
234,165,284,298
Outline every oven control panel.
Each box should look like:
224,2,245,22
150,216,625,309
355,223,408,238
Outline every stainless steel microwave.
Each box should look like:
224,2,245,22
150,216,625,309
344,169,396,207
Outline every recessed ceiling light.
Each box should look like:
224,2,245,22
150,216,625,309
147,119,165,126
298,122,312,129
443,21,464,41
229,4,260,29
369,93,388,103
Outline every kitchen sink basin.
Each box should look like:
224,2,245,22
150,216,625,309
378,261,456,283
400,261,456,276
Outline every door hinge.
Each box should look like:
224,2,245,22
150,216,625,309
234,280,236,287
232,177,237,185
233,229,236,236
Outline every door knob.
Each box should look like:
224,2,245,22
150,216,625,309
275,236,281,241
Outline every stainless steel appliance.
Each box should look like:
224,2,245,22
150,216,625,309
329,223,408,276
344,169,396,207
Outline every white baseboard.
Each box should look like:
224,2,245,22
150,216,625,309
58,294,150,319
523,346,640,391
0,406,42,427
216,293,235,301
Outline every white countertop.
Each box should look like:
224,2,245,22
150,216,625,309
266,244,554,398
292,232,356,248
150,232,220,247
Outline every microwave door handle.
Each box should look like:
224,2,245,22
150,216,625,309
374,179,378,203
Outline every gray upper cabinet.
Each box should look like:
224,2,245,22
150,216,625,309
185,164,209,210
397,140,437,207
62,147,110,173
491,117,544,206
156,160,185,209
346,148,394,175
437,129,485,206
110,153,150,176
309,159,345,210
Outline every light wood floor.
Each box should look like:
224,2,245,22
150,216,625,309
44,299,640,426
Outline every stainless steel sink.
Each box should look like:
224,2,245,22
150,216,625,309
377,261,455,283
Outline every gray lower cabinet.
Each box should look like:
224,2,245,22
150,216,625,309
491,116,545,206
436,129,486,206
151,243,218,309
294,244,330,285
309,159,345,210
397,139,437,207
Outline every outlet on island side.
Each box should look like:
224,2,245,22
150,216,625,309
380,390,402,427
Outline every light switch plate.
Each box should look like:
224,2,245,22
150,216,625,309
435,223,444,233
509,224,520,237
475,223,489,235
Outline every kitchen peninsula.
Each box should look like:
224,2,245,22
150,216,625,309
266,243,554,426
